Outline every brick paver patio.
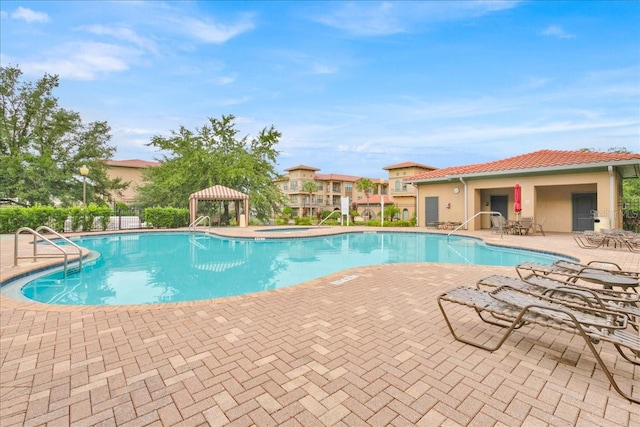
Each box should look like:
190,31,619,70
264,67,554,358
1,227,639,426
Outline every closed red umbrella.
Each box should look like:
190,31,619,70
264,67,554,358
514,183,522,215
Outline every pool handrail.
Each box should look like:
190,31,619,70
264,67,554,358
447,211,506,241
189,215,211,232
14,227,83,277
317,210,341,226
35,226,83,272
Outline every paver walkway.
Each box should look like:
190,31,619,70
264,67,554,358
1,227,639,426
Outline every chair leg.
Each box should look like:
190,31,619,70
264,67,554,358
437,297,528,352
439,296,640,404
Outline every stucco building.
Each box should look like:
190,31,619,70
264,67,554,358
405,150,640,233
383,162,437,221
104,159,159,205
275,166,388,219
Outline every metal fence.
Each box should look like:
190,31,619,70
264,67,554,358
62,208,147,232
620,199,640,232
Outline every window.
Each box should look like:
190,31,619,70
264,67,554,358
291,181,298,190
345,183,353,192
395,180,401,191
283,183,288,191
316,195,323,204
332,184,341,192
290,195,298,203
317,182,323,191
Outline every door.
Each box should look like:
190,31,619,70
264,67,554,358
573,193,597,232
425,197,438,226
490,195,508,219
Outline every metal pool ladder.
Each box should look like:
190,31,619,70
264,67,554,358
14,226,83,277
447,211,506,241
189,215,211,232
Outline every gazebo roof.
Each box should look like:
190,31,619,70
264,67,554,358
189,185,248,201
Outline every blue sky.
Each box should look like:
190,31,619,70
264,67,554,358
1,1,638,179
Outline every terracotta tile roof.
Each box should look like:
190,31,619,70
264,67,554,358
284,165,320,172
315,173,361,182
406,150,640,182
383,161,437,170
104,159,159,168
356,194,393,205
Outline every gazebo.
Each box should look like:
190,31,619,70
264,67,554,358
188,185,250,227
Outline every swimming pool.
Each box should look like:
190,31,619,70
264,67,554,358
4,231,564,306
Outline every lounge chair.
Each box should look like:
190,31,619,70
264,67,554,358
477,274,640,332
574,231,609,249
516,260,639,291
625,236,640,253
437,285,640,403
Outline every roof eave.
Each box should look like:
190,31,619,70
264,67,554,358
406,160,640,183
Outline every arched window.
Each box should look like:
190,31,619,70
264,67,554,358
402,208,409,220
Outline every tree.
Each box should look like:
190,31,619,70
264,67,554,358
384,204,400,222
356,178,375,220
580,146,640,199
0,65,125,206
302,181,317,217
137,114,284,221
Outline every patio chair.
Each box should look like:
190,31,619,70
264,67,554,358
437,285,640,403
532,217,546,236
490,215,512,234
516,260,639,291
515,217,533,235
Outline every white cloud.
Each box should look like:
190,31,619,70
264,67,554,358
19,42,139,80
540,25,575,39
175,14,255,43
80,25,158,53
313,1,521,36
11,6,49,23
215,75,236,85
310,63,338,75
315,2,404,37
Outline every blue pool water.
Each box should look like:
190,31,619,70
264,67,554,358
8,232,563,306
255,227,315,233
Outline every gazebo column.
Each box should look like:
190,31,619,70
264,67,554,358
189,196,198,224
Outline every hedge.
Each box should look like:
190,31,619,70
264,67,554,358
0,205,111,234
0,206,189,233
143,207,189,228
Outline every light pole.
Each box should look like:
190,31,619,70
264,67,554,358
79,165,89,206
380,179,385,227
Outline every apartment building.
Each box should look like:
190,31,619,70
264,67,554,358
383,162,437,221
104,159,159,205
275,165,389,218
276,162,437,220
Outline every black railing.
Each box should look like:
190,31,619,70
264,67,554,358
620,200,640,232
62,208,146,232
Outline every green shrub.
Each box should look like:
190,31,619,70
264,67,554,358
0,205,113,233
294,216,312,225
144,207,189,228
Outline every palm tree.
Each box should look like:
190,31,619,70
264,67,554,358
356,178,375,220
302,181,317,217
